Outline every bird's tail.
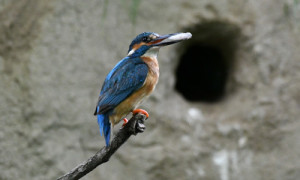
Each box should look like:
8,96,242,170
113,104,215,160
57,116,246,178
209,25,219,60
97,112,111,146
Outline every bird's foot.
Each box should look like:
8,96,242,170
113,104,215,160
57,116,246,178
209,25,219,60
132,109,149,118
122,118,128,127
121,115,146,134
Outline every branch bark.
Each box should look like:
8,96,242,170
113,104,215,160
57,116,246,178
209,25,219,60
57,113,147,180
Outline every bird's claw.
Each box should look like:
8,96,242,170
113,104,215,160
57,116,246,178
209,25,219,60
132,109,149,118
122,118,128,127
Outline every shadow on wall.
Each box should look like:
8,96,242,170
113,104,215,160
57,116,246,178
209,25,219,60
175,21,241,103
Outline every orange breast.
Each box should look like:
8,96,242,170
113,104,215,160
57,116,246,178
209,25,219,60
141,56,160,95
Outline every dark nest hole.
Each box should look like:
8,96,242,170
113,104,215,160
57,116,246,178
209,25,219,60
175,21,241,103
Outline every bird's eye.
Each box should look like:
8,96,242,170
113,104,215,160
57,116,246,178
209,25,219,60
142,37,150,42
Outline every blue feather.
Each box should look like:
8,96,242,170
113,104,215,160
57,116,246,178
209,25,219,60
96,57,148,114
96,108,111,146
95,56,148,146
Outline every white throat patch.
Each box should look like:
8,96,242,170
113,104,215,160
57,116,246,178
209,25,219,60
142,47,160,58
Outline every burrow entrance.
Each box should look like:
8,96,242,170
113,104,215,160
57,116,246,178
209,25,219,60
175,21,241,103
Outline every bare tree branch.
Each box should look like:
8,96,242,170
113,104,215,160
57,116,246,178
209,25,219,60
57,113,147,180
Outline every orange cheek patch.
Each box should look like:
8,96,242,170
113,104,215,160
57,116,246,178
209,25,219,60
132,42,146,51
133,39,164,50
149,39,164,45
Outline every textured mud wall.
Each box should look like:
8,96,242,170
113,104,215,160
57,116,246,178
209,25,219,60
0,0,299,180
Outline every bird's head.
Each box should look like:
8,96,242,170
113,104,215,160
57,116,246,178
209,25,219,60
127,32,192,58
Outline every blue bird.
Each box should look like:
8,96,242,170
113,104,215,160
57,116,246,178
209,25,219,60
94,32,192,146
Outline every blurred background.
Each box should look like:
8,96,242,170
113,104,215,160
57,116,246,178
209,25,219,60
0,0,299,179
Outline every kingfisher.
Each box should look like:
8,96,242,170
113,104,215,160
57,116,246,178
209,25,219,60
94,32,192,146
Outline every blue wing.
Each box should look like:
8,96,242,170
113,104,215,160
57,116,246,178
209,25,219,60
94,57,148,115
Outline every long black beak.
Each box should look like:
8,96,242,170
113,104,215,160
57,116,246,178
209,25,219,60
151,32,192,46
